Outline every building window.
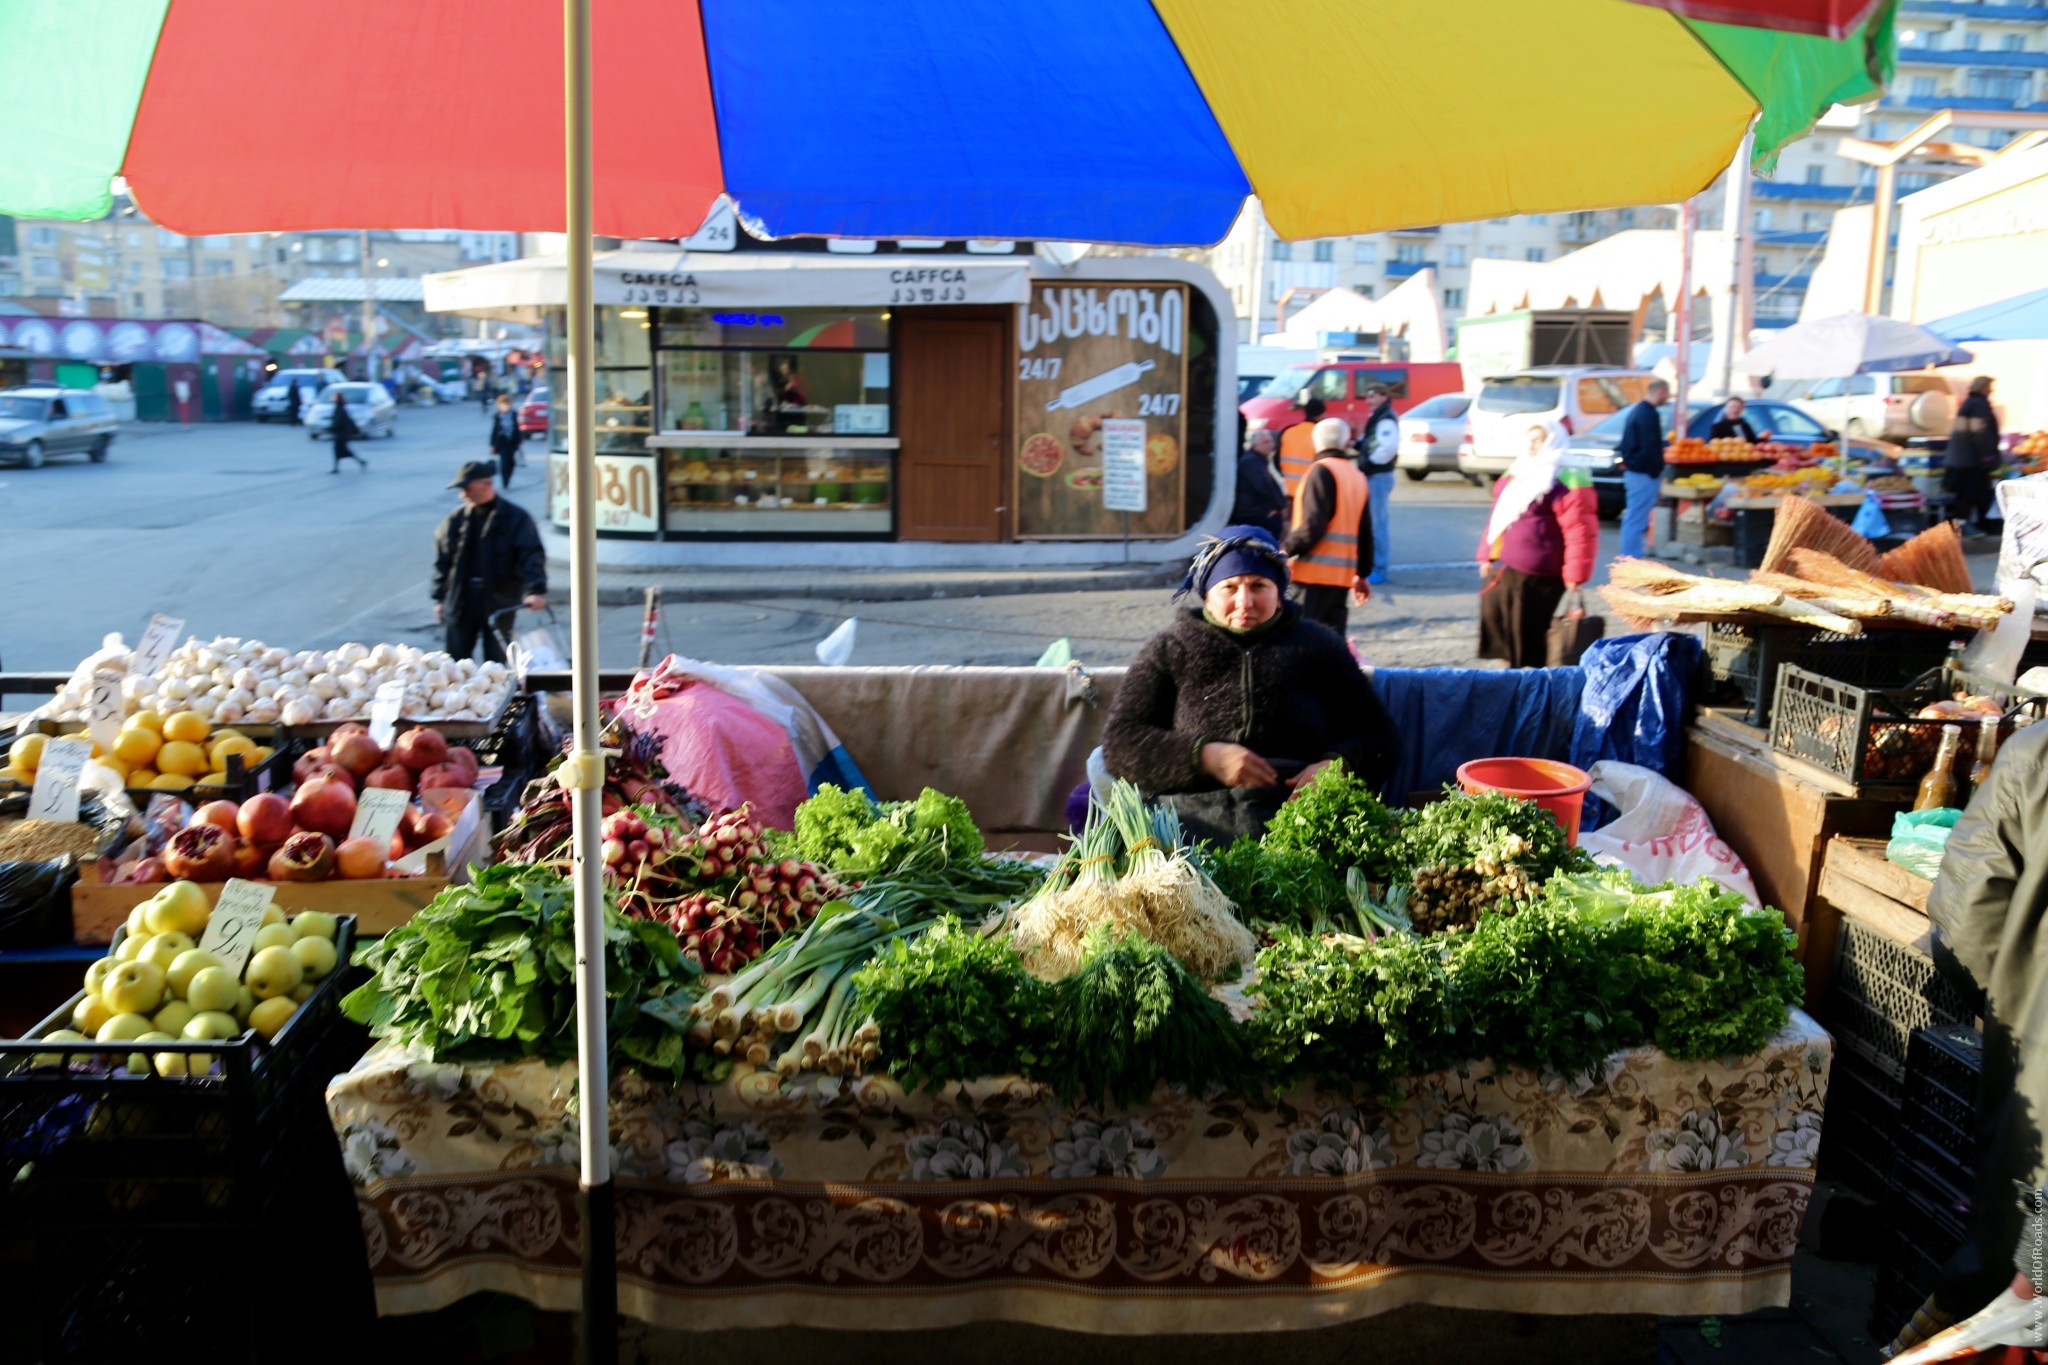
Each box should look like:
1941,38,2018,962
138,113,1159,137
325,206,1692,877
162,258,190,279
1966,70,2030,101
156,228,183,248
1805,165,1825,184
335,237,359,263
1618,208,1637,228
1271,239,1291,261
25,225,54,246
1443,288,1464,309
1524,247,1545,262
1353,240,1377,264
30,256,57,278
1755,207,1775,230
1527,215,1547,226
202,260,232,276
1802,211,1823,231
1960,31,1981,49
125,230,141,247
306,239,327,262
1312,240,1334,262
1908,76,1938,99
1446,245,1468,267
2002,33,2025,52
131,291,144,309
126,260,142,281
203,235,232,250
1395,241,1426,263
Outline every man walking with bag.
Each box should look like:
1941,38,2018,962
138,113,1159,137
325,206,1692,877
433,460,548,662
1355,384,1399,584
488,393,523,488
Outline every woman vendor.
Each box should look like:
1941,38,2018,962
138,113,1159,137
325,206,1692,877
1101,525,1401,843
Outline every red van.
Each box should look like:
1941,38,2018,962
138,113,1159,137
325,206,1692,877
1239,359,1464,438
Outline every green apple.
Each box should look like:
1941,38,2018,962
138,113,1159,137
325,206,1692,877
151,999,196,1037
139,1034,195,1077
182,1011,241,1041
30,1028,89,1068
115,932,151,962
96,1012,154,1043
183,966,240,1016
145,880,211,938
125,904,152,940
99,959,167,1017
250,923,295,954
289,911,338,943
71,995,112,1036
166,949,225,998
289,935,337,981
260,903,287,927
82,956,119,997
247,996,297,1040
234,985,256,1021
245,946,303,1001
289,982,315,1003
138,931,196,975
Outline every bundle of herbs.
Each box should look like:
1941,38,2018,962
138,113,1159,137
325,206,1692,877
1392,787,1595,933
793,784,985,879
1260,760,1403,882
1005,780,1254,981
341,862,718,1082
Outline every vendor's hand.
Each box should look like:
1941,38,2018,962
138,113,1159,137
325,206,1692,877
433,601,444,624
522,594,548,612
1350,573,1373,606
1287,759,1333,791
1200,742,1278,789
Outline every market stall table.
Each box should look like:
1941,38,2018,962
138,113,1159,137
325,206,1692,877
331,1015,1831,1334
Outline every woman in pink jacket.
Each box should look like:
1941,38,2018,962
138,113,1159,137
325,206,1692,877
1476,421,1601,668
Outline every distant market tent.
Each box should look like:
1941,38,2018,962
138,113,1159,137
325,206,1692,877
1923,287,2048,344
1735,311,1973,379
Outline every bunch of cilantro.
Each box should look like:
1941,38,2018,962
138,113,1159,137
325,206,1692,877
793,784,985,878
1259,761,1403,883
343,862,716,1083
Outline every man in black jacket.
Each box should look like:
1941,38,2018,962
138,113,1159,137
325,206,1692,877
488,393,524,487
1229,428,1287,539
1945,376,2002,533
433,460,548,662
1707,396,1764,444
1615,378,1671,559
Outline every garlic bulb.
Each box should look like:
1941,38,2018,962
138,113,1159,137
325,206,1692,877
281,698,319,727
309,675,340,701
324,696,356,721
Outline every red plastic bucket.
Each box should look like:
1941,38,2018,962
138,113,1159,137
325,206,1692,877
1454,757,1593,844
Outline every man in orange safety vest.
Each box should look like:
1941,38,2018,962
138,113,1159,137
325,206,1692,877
1281,416,1373,635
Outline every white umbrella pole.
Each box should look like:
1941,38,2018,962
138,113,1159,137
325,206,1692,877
561,0,615,1359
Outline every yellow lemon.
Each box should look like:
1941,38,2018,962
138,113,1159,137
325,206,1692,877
248,745,276,764
148,773,193,791
112,727,162,767
156,740,209,778
126,768,158,787
161,712,211,745
208,734,256,767
0,766,31,786
13,732,47,773
127,709,165,735
198,772,230,789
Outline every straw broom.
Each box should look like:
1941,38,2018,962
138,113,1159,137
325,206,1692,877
1783,549,1999,628
1599,582,1860,634
1874,522,1974,595
1750,571,1905,623
1759,494,1880,576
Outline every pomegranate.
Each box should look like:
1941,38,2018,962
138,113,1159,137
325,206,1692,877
392,726,449,773
331,721,369,741
292,746,334,786
121,856,166,885
334,835,386,879
191,800,241,835
410,808,454,847
417,762,472,793
331,730,385,778
231,837,274,879
163,825,234,882
268,831,334,881
290,773,358,840
238,792,293,845
445,745,480,780
363,761,413,792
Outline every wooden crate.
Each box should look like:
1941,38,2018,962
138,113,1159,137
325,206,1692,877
1818,836,1933,952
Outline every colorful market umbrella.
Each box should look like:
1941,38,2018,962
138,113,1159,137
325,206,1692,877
1628,0,1885,39
3,0,1894,245
1736,312,1974,379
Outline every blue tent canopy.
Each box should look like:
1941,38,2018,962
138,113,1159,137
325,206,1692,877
1924,287,2048,344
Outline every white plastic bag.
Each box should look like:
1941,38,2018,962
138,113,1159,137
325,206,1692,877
1579,760,1760,905
815,617,858,666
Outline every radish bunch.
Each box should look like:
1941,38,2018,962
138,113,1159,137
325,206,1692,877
667,893,764,975
601,808,676,873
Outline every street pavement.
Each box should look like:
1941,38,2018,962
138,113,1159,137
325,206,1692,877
0,407,1626,674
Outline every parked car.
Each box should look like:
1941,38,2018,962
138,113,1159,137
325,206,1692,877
1461,366,1656,482
1394,392,1471,480
303,383,398,440
1239,359,1464,437
1567,398,1835,517
252,367,347,422
1779,372,1954,443
518,387,550,438
0,387,117,468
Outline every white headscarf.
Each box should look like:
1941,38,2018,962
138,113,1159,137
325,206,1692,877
1483,419,1573,553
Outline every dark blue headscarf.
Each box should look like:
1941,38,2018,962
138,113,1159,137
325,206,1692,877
1175,525,1290,601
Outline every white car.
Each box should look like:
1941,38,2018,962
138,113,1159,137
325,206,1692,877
1395,392,1471,480
252,367,346,421
1461,366,1656,482
1781,372,1954,444
304,383,398,440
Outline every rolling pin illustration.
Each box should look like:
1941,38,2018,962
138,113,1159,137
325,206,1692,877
1045,359,1155,412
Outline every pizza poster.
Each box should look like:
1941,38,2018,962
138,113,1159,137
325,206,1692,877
1014,282,1188,538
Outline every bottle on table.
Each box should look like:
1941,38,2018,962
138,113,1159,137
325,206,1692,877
1969,715,2003,799
1914,723,1965,812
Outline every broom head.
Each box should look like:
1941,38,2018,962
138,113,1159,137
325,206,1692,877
1875,522,1974,595
1759,493,1879,577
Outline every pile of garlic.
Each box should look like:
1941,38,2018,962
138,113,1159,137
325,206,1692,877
34,635,513,727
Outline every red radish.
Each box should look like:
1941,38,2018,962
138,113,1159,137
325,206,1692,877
269,831,334,881
237,792,293,845
231,837,273,879
191,800,241,835
417,762,472,793
163,825,234,882
292,746,334,785
290,773,358,840
330,730,385,778
392,726,449,773
333,836,386,879
363,761,413,792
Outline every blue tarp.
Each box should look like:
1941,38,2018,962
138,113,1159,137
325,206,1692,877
1569,632,1703,829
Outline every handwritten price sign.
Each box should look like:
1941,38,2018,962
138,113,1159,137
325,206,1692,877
28,738,91,825
197,879,275,978
130,613,185,679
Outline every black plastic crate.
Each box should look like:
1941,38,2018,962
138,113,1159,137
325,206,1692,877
0,917,357,1227
1901,1076,1976,1161
1826,919,1981,1076
1770,663,2028,794
1897,1128,1977,1210
1702,621,1953,727
1909,1023,1985,1100
1817,1088,1901,1200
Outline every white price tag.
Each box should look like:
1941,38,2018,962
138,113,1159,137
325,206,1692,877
368,681,404,749
27,737,91,825
86,668,124,753
350,786,410,847
129,613,185,679
1100,418,1148,514
197,878,275,979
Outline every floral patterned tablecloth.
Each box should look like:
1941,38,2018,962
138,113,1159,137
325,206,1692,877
327,1011,1830,1334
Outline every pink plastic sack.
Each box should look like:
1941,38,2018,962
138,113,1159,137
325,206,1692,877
627,681,808,831
1578,760,1760,905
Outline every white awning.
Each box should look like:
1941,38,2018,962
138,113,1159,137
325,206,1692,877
424,250,1034,322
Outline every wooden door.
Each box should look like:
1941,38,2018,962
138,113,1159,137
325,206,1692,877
896,317,1005,542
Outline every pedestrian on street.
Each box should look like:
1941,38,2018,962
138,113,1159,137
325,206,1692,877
1281,416,1372,635
328,389,367,473
1276,395,1326,497
1944,376,2002,534
489,393,523,488
1615,378,1671,559
1476,421,1599,668
476,371,495,413
1230,428,1287,540
433,459,548,663
284,377,303,426
1354,384,1400,584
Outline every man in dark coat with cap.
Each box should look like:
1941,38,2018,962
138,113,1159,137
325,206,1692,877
433,459,548,662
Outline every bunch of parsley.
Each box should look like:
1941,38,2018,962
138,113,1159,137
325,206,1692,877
793,784,986,878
